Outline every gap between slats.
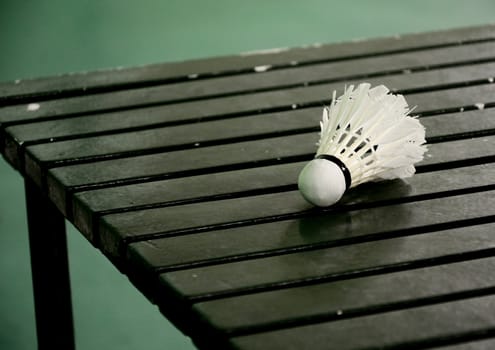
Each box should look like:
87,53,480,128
63,131,495,239
51,127,495,243
13,78,495,154
81,157,495,228
188,255,495,348
146,212,495,274
184,260,495,346
4,54,495,171
2,49,495,133
227,308,495,350
185,242,495,304
23,81,495,172
153,216,495,347
62,125,495,194
221,286,495,338
150,219,495,347
58,158,494,253
115,176,495,300
115,182,495,283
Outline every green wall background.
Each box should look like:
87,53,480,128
1,1,494,349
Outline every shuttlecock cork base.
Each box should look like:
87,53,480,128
298,83,427,207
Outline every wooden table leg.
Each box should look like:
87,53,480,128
24,179,75,350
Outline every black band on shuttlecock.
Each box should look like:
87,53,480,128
316,154,352,190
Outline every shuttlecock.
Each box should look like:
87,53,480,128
298,83,427,207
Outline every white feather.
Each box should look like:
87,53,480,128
315,83,427,188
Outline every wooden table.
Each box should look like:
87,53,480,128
2,24,495,349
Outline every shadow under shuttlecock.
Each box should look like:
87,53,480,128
296,179,413,243
341,178,413,207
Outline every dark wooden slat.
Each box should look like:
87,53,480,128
127,190,495,297
41,131,309,189
8,108,316,170
1,24,493,103
4,59,495,162
422,109,495,141
437,338,495,350
72,162,303,239
1,41,495,124
5,66,493,171
4,60,494,161
404,84,495,112
1,70,494,161
22,98,495,216
69,134,495,245
229,294,495,350
4,105,319,161
158,190,495,299
126,164,495,273
39,132,312,215
192,255,495,335
67,108,494,238
8,62,495,170
21,84,495,181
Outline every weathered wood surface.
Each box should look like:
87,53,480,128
2,24,495,349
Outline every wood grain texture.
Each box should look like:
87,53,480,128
1,41,494,123
192,255,495,334
127,164,495,272
93,135,495,246
158,191,495,299
40,108,495,221
230,294,495,350
14,63,495,167
3,57,494,160
438,338,495,350
68,108,494,240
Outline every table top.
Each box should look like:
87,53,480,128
1,24,495,349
